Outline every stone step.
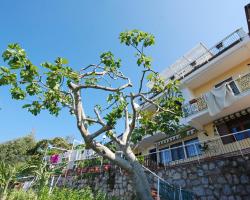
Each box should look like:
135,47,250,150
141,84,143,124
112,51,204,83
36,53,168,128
151,187,160,200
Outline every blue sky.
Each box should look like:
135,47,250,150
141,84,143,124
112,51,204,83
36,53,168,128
0,0,249,143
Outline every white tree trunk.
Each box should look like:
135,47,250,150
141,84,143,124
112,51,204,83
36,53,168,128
130,161,153,200
125,148,154,200
72,88,154,200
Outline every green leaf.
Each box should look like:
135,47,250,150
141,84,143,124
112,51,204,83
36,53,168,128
146,73,154,80
61,58,68,65
55,57,68,65
10,87,26,100
26,83,41,96
119,30,155,48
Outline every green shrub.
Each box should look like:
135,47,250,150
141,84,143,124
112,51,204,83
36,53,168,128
6,187,118,200
7,189,37,200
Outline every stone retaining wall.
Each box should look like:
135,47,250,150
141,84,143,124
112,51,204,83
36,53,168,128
156,154,250,200
55,167,135,200
55,154,250,200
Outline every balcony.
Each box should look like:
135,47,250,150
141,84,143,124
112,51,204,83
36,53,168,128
140,129,250,170
173,28,246,81
139,29,249,108
183,72,250,122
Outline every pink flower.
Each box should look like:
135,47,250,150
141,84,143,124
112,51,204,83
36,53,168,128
50,154,59,164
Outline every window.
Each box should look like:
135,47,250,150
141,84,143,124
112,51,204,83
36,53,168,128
170,142,185,161
149,148,157,162
158,138,201,165
159,148,171,164
216,113,250,144
215,77,240,95
184,138,201,158
228,115,250,141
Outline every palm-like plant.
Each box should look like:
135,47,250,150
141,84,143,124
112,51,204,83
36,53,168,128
20,161,49,190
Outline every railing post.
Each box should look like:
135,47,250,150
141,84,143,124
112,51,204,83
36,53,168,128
179,186,183,200
182,141,187,160
232,132,244,157
194,143,200,164
157,177,160,200
54,174,61,188
156,148,160,167
49,175,55,194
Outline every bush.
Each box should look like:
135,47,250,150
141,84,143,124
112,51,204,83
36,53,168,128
7,189,37,200
6,187,118,200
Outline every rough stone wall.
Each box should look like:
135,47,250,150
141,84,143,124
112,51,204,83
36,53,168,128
55,167,135,200
55,154,250,200
157,155,250,200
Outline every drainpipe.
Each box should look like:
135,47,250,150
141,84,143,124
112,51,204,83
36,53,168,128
245,4,250,35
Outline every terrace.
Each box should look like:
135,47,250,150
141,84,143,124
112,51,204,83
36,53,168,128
140,129,250,170
169,28,246,81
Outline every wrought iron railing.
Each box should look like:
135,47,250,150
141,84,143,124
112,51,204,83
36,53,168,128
235,72,250,92
183,72,250,117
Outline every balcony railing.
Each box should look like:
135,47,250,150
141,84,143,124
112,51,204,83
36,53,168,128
182,72,250,117
139,129,250,170
174,28,246,80
139,29,247,107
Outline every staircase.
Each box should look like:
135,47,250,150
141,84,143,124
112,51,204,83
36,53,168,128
143,165,195,200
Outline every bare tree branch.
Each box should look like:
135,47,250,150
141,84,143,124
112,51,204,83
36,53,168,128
77,82,132,92
102,100,118,112
138,70,147,94
138,69,157,94
89,125,112,140
138,93,176,114
122,106,130,143
79,71,107,79
79,64,102,72
123,95,137,145
70,84,129,170
92,142,132,172
94,107,105,126
106,131,123,146
71,88,91,140
84,117,104,126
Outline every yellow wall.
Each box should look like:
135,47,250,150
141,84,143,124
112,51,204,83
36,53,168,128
197,123,215,141
135,58,250,155
192,58,250,97
191,59,250,141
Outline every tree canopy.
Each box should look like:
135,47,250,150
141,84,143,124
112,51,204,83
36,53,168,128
0,134,36,166
0,30,184,200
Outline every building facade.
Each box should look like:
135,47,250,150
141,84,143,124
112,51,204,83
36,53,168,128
135,27,250,170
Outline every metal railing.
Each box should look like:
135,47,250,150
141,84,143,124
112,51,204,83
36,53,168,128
174,28,246,80
143,165,195,200
183,72,250,117
139,129,250,169
182,96,207,117
138,29,247,107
